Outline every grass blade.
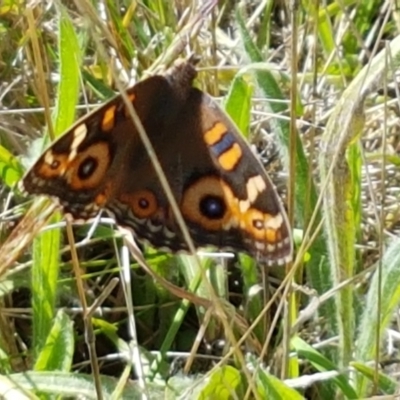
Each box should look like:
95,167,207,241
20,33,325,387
355,238,400,395
32,8,81,357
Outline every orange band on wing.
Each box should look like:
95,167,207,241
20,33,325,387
217,143,242,171
101,105,117,131
203,122,227,146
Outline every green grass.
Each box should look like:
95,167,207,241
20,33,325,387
0,0,400,398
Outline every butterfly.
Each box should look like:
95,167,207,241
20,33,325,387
21,59,292,265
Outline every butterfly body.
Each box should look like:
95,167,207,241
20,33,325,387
21,60,292,265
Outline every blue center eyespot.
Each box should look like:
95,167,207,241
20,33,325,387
78,156,98,179
138,197,149,209
199,195,226,219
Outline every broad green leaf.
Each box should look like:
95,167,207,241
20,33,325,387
53,8,81,136
0,145,24,187
351,362,397,395
257,368,304,400
34,310,74,372
199,366,242,400
292,337,357,399
32,9,81,358
32,212,61,355
356,237,400,395
6,371,153,398
224,75,253,138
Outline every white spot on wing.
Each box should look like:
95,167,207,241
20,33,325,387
163,227,176,239
265,213,283,230
246,175,267,202
267,244,276,252
255,242,266,251
68,123,88,161
239,199,250,213
44,150,54,165
146,220,163,233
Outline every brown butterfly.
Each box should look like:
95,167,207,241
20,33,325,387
20,59,292,265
